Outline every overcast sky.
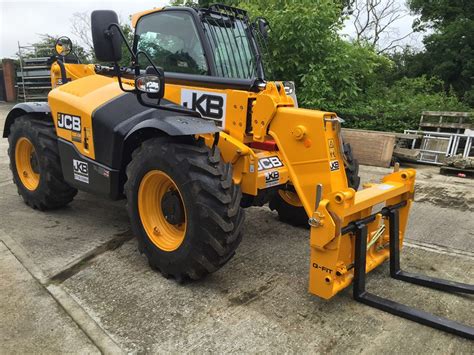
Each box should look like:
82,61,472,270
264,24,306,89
0,0,421,58
0,0,168,57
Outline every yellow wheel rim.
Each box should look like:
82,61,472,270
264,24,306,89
278,189,303,207
15,137,40,191
138,170,187,252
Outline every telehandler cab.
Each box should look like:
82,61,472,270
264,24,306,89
4,4,473,338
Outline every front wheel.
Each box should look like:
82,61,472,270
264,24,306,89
124,137,244,281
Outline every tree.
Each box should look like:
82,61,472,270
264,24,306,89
238,0,388,112
346,0,414,53
239,0,469,130
70,11,134,67
71,12,94,54
17,34,90,63
171,0,239,6
408,0,474,105
172,0,352,11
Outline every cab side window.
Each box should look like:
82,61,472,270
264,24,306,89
135,11,208,75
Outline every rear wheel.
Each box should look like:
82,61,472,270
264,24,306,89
125,137,244,281
268,187,308,227
269,142,360,227
8,115,77,210
343,142,360,190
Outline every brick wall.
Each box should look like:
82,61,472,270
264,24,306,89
2,59,17,102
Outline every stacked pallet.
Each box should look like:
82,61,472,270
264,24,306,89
342,128,396,168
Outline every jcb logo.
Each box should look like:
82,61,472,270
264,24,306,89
264,170,280,187
329,160,340,171
265,171,279,182
181,89,227,127
258,156,283,171
58,113,81,132
73,159,89,184
73,159,88,175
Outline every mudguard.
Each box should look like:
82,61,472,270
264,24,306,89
3,102,51,138
92,93,220,168
125,115,220,139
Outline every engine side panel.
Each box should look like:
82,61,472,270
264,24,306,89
48,74,124,160
48,74,220,173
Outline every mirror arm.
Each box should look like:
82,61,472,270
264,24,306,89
106,23,136,63
102,23,137,94
56,59,69,85
113,63,136,93
135,50,164,105
101,23,165,107
136,51,159,73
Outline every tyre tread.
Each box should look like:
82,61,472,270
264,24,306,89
124,137,244,281
8,115,77,210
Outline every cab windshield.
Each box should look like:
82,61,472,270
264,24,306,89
135,11,209,75
134,9,263,79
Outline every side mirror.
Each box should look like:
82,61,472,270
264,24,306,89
91,10,122,62
55,36,73,57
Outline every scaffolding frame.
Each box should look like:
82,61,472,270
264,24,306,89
402,130,473,165
17,42,52,102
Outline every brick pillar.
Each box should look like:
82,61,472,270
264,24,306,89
2,59,17,102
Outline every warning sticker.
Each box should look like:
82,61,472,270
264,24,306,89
328,138,338,160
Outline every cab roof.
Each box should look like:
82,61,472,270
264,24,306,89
131,7,163,28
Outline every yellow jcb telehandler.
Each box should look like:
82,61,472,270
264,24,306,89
4,4,473,338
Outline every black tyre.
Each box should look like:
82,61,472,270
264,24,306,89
343,142,360,190
268,187,308,227
124,137,244,281
8,115,77,210
269,142,360,227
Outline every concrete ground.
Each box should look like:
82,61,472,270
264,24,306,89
0,102,472,353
